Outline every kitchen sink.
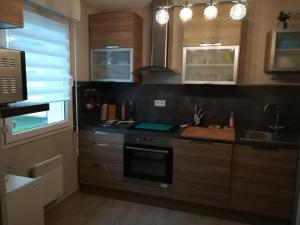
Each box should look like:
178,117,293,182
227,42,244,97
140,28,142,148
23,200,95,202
240,130,299,146
241,130,273,142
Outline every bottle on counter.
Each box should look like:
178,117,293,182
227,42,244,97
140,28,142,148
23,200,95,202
100,103,108,121
121,102,126,121
229,112,236,128
128,100,135,121
108,105,116,121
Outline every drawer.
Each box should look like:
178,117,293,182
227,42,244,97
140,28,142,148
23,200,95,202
79,155,123,188
79,130,124,145
79,147,123,165
79,141,123,155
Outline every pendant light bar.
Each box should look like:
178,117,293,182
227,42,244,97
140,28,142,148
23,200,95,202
155,0,247,24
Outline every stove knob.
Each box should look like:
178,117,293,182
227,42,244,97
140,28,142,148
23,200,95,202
136,138,140,143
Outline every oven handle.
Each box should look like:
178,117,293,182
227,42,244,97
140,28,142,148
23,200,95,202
125,146,170,154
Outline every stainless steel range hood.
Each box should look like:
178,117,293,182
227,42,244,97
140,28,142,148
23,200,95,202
133,0,178,77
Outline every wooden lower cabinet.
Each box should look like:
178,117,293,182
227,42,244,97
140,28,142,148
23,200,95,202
230,145,298,219
78,130,298,222
79,141,124,189
171,139,233,208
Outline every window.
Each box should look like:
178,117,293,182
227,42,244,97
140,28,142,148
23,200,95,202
4,9,72,143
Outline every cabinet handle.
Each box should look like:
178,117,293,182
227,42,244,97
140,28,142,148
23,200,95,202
191,140,214,146
92,131,108,135
93,162,109,170
104,45,119,48
252,146,279,151
93,142,109,147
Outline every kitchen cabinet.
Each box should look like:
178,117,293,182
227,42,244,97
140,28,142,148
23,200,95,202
91,48,134,82
79,131,124,188
264,29,300,73
183,4,242,47
230,145,297,219
89,12,143,82
172,139,233,208
182,46,240,84
0,0,23,29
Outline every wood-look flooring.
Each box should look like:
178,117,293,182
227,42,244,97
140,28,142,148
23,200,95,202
45,193,250,225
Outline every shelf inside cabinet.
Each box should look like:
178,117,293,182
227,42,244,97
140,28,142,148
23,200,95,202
94,64,130,66
186,64,234,67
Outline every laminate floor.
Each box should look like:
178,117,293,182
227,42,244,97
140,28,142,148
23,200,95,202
45,193,250,225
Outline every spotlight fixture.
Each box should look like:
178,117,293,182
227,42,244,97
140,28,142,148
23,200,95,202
230,1,247,20
204,0,218,20
156,8,170,25
180,4,193,22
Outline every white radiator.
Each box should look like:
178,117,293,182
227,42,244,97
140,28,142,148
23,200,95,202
32,155,63,206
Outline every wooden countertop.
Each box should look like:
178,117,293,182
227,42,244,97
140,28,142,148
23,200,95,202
181,126,236,143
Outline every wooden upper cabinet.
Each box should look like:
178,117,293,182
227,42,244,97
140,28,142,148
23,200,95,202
89,11,143,81
230,145,297,219
89,11,143,49
0,0,23,29
183,4,242,46
172,139,233,208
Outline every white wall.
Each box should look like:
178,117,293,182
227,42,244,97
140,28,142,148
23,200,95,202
4,130,78,199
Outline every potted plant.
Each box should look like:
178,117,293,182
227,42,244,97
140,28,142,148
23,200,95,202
277,11,291,29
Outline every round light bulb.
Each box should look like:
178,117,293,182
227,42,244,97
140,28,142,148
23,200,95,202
180,7,193,22
156,9,169,25
230,3,247,20
204,5,218,20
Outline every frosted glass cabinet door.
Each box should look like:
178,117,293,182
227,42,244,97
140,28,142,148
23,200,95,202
182,46,240,84
274,31,300,71
91,48,133,82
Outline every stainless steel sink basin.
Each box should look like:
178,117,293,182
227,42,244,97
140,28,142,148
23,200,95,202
242,130,273,142
240,130,299,146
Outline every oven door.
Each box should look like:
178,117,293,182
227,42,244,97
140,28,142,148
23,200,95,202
123,144,173,185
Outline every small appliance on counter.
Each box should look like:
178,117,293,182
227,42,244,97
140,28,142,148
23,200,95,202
0,48,27,104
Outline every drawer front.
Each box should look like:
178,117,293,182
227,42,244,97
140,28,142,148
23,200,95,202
79,150,123,188
79,141,123,156
79,130,124,145
79,143,123,164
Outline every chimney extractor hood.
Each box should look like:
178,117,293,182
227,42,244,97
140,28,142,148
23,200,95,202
133,0,177,75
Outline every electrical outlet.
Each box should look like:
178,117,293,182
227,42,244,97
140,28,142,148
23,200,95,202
154,100,166,107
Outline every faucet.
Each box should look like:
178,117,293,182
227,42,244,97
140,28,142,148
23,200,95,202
263,104,285,135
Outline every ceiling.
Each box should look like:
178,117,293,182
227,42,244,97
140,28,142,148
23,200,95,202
83,0,236,9
84,0,152,8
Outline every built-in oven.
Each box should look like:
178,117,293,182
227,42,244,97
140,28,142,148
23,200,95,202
123,134,173,188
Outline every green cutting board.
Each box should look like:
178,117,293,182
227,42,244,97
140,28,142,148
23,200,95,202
134,123,173,131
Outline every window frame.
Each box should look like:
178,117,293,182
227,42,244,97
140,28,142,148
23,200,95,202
2,5,74,144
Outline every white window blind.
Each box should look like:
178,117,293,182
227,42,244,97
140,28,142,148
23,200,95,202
6,10,71,103
3,9,72,139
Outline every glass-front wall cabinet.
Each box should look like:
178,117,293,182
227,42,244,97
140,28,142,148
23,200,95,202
91,48,133,82
265,30,300,72
182,46,240,84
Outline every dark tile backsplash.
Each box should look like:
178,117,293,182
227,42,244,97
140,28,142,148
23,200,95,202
77,82,300,133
